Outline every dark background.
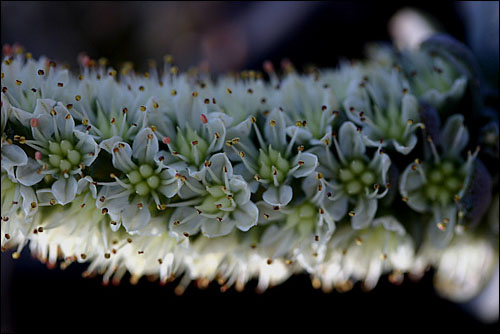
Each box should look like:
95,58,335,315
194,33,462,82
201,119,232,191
1,1,499,332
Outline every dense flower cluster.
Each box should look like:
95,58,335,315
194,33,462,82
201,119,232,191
1,35,498,301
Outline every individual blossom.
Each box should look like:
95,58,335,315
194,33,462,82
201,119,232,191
311,216,415,292
167,153,258,239
399,48,467,110
343,67,423,154
399,114,482,248
97,127,180,233
277,73,338,147
146,76,226,177
303,121,391,229
1,49,71,112
225,108,318,207
207,72,273,138
13,99,99,205
256,200,335,268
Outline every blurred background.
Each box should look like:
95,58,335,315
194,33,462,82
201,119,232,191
1,1,499,332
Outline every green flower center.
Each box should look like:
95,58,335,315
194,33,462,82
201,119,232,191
338,159,376,195
195,185,235,215
258,146,290,184
127,164,161,196
46,139,83,174
285,202,317,236
424,160,464,206
174,125,209,165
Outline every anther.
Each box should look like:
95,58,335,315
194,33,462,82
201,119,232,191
192,91,198,97
348,211,355,217
38,69,45,75
57,83,64,87
140,106,146,112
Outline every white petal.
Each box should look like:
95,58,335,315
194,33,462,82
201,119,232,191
323,196,348,221
207,152,233,182
207,118,226,152
291,152,318,178
428,206,457,249
16,158,44,186
351,196,377,229
1,143,28,178
99,136,122,154
169,207,203,239
393,135,417,155
20,185,38,219
51,176,78,205
121,198,151,232
264,108,287,152
440,114,469,157
54,104,75,139
234,201,259,231
132,127,158,163
111,142,136,173
201,218,235,238
401,93,419,121
262,185,293,207
372,216,406,236
33,99,57,116
35,188,55,206
339,121,365,160
257,201,286,223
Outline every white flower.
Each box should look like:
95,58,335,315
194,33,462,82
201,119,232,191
343,68,423,154
14,99,99,205
399,114,478,248
303,121,391,229
146,78,226,177
278,73,338,147
226,108,318,207
399,49,467,110
97,127,180,233
168,153,258,239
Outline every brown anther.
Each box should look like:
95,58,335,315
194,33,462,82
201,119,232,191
171,89,177,96
267,259,273,265
297,145,305,152
38,227,43,233
355,236,363,245
239,151,245,158
49,199,56,206
57,82,64,87
402,88,408,94
110,118,116,124
273,206,280,211
204,98,210,104
315,235,319,242
38,69,45,75
81,254,87,259
66,104,73,111
321,105,327,111
348,211,355,217
183,232,189,238
15,79,22,86
139,86,145,92
102,208,108,214
261,98,267,104
263,214,270,219
138,250,144,255
316,172,323,180
216,204,222,209
411,165,417,171
104,253,111,259
269,119,277,127
30,202,37,209
140,106,146,112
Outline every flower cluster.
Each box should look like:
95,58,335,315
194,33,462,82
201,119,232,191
1,36,498,301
